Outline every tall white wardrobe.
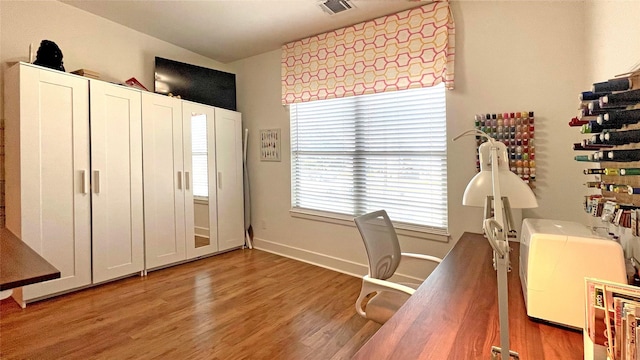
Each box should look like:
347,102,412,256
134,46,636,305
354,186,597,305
5,62,244,305
5,62,144,303
142,95,245,270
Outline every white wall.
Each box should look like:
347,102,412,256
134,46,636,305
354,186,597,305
233,1,589,278
585,1,640,82
448,1,589,226
234,50,384,277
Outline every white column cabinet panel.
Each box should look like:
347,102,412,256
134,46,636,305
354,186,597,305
141,93,187,269
90,81,144,283
214,108,245,252
5,63,92,301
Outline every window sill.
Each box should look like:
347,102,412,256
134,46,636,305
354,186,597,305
289,208,450,243
194,197,209,205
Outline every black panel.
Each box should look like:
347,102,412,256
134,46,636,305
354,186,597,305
154,57,236,111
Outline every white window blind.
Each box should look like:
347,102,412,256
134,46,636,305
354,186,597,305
191,114,208,198
290,84,447,231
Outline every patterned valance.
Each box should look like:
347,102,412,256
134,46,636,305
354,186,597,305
281,1,455,105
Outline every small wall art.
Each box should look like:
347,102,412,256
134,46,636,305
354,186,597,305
260,128,281,162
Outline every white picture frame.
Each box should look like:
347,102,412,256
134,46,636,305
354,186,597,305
260,128,281,162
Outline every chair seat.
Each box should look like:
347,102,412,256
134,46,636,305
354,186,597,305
365,291,410,324
364,280,422,324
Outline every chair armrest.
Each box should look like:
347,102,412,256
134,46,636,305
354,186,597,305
363,275,415,296
401,252,443,264
356,275,416,318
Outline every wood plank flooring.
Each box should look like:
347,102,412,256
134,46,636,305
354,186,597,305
0,249,380,359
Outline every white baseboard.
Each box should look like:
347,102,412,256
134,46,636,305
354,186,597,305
194,226,209,238
252,237,424,284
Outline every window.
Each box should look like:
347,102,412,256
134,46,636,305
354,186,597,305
290,84,447,232
191,114,208,198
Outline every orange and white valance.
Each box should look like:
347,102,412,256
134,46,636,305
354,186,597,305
281,1,455,105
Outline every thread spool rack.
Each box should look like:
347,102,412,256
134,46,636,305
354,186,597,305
573,70,640,234
474,111,536,189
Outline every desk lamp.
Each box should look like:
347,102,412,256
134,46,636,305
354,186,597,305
454,130,538,360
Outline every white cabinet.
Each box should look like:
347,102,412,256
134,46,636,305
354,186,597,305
5,63,144,302
143,96,244,269
6,62,244,302
141,93,188,269
90,81,144,283
214,108,245,252
5,63,92,301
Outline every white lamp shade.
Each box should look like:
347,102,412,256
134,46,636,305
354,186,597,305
462,140,538,209
462,169,538,208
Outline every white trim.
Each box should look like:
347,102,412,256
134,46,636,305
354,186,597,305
289,208,450,243
0,289,13,300
252,237,425,284
193,197,208,205
194,226,209,233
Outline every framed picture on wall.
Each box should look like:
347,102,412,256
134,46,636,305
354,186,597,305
260,128,281,162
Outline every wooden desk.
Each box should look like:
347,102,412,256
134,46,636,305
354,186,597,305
0,228,60,291
352,232,583,360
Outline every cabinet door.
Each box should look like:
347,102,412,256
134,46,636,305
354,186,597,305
142,93,187,269
90,81,144,283
215,108,245,251
13,65,92,300
183,102,218,258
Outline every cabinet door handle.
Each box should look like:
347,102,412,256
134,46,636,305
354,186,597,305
93,170,100,194
185,171,190,190
177,171,183,190
81,170,89,194
218,172,222,189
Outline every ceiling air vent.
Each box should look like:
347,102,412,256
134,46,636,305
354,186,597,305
319,0,355,15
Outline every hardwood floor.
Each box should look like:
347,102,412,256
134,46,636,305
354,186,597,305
0,249,380,359
194,235,210,248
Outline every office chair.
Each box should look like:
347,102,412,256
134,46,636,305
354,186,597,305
354,210,442,324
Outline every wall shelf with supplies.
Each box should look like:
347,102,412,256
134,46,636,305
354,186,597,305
573,71,640,223
579,71,640,357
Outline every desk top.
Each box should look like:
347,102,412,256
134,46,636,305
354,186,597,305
352,232,583,360
0,228,60,291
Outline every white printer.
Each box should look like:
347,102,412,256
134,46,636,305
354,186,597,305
519,218,627,329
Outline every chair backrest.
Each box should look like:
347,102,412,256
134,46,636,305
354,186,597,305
354,210,401,281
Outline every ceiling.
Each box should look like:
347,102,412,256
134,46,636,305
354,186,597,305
60,0,424,63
